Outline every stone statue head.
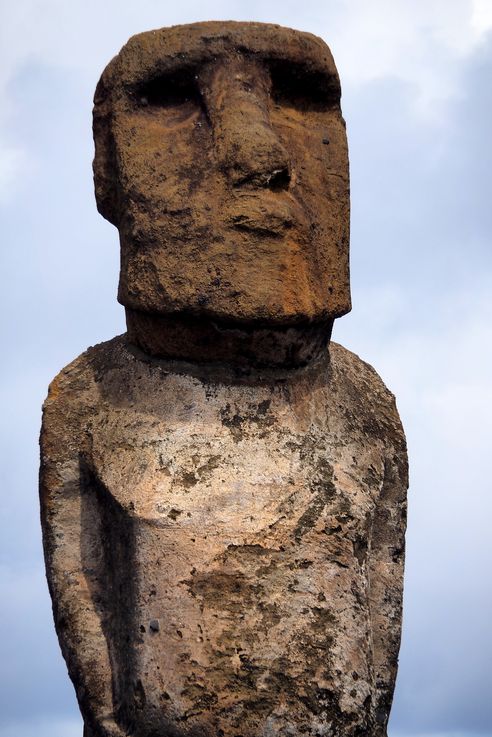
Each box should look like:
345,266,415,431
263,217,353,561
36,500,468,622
93,22,351,361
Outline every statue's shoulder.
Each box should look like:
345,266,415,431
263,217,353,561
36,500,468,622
328,341,405,446
42,334,129,428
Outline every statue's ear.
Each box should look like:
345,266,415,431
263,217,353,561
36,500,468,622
92,75,119,227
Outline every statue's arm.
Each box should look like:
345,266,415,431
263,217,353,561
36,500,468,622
39,373,127,737
368,415,409,730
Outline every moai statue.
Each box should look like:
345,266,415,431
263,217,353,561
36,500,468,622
40,22,408,737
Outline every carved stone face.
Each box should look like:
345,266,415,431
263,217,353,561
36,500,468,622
93,22,351,326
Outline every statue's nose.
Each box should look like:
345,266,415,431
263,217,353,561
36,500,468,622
200,60,291,188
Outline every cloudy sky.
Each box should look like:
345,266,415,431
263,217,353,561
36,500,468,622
1,1,491,736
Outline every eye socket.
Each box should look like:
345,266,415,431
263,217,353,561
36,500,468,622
269,62,340,112
134,69,201,108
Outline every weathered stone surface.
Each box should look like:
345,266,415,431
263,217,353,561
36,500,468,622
40,20,408,737
40,338,407,737
93,21,350,327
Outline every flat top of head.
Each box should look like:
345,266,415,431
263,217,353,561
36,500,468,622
96,21,339,99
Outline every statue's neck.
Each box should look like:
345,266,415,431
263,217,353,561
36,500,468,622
125,308,333,369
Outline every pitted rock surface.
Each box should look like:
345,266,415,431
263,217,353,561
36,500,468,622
93,21,350,328
40,338,407,736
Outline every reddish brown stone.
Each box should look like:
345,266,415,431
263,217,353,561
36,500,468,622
93,21,351,329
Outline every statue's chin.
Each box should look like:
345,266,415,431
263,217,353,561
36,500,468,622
118,276,333,326
124,307,334,369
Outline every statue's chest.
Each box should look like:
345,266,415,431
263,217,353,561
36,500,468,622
89,373,382,546
86,371,387,721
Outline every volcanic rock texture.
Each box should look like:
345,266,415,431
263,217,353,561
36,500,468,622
40,338,407,737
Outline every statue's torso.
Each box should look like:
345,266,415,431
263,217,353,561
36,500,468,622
43,336,406,737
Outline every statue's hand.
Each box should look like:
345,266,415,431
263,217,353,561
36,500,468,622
98,716,130,737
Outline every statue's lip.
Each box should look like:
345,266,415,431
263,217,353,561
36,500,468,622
224,190,306,235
